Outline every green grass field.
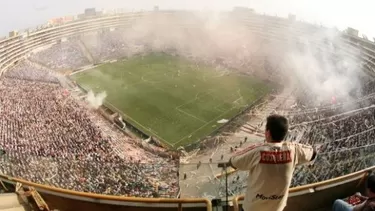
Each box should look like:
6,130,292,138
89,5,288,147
72,53,271,147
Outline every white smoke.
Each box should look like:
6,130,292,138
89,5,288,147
86,90,107,109
81,10,365,106
284,27,362,105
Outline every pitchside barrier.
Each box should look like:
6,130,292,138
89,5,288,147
70,74,170,148
69,78,150,139
63,78,180,159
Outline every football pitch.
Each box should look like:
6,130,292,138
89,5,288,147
72,53,272,147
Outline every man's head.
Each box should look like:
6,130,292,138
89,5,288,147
366,175,375,197
265,114,289,142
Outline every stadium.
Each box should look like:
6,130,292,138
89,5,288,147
0,6,375,211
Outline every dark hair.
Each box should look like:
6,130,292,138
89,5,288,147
367,175,375,193
266,114,289,141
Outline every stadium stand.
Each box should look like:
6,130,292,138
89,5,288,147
4,60,59,83
29,39,90,71
0,7,375,211
0,77,178,197
81,30,131,62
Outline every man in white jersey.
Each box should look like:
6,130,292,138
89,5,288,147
228,114,317,211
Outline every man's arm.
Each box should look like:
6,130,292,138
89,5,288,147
228,157,236,169
295,143,317,165
311,149,317,161
218,160,236,169
228,147,260,171
354,192,368,201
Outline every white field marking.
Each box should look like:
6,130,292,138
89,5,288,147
175,89,215,110
123,68,187,90
172,104,237,147
176,107,208,123
236,89,243,99
232,97,244,106
213,100,228,112
140,68,189,86
212,69,229,78
123,79,150,89
213,106,227,113
141,71,165,83
174,88,226,124
69,67,93,76
106,70,207,145
104,69,198,145
211,91,244,112
211,93,236,113
77,62,188,89
141,74,150,83
172,90,252,147
77,64,253,146
172,90,247,146
231,89,245,106
105,101,172,147
171,89,218,144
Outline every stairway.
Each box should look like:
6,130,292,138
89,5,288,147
0,193,26,211
239,86,296,135
78,39,94,64
26,58,53,72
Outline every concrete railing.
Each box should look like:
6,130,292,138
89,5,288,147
232,166,372,211
0,174,212,211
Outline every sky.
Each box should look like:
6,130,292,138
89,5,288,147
0,0,374,39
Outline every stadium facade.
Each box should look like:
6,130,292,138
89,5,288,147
0,7,375,211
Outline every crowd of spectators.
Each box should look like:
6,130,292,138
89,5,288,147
29,39,90,71
30,28,284,83
4,60,59,84
81,30,146,62
78,28,283,81
0,77,178,197
4,26,375,199
285,79,375,188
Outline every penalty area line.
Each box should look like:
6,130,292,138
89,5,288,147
175,89,216,110
172,106,236,147
176,107,208,124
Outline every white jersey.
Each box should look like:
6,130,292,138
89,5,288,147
231,141,314,211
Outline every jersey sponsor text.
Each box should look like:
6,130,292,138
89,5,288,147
256,193,284,200
259,150,291,164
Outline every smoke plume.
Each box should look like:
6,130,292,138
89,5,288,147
86,90,107,109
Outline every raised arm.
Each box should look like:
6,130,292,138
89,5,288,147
295,143,317,165
229,146,260,171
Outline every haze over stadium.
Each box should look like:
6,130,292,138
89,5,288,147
1,0,374,103
0,1,375,211
1,0,375,37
